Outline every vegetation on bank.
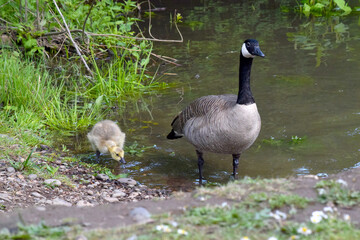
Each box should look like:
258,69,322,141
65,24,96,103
0,0,179,137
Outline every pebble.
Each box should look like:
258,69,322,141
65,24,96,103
35,206,46,211
112,190,126,198
96,174,109,181
127,235,138,240
103,197,119,203
117,178,137,187
75,235,88,240
52,197,72,207
87,190,94,196
44,179,61,186
6,167,15,173
0,193,12,202
76,200,94,207
31,192,45,198
28,174,37,180
129,207,152,224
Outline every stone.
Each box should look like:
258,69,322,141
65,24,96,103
31,192,45,198
117,178,137,187
87,190,94,196
6,167,15,173
44,179,61,186
0,193,12,202
127,235,138,240
112,190,126,198
75,235,88,240
103,197,118,203
129,207,152,224
76,200,94,207
52,198,72,207
35,206,46,211
96,174,109,181
28,174,37,180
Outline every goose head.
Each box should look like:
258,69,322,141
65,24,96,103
241,39,265,58
106,141,126,164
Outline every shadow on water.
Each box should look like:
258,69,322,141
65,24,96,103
62,0,360,190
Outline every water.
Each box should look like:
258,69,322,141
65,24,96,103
72,1,360,190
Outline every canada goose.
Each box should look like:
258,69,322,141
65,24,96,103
87,120,126,163
167,39,265,182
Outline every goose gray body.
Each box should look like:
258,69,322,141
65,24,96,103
167,39,265,182
172,94,261,154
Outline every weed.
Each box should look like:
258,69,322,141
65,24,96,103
9,148,36,172
298,0,352,16
0,222,70,239
125,141,153,157
315,180,360,206
43,164,59,177
290,135,306,145
98,169,127,180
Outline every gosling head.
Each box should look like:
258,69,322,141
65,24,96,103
106,142,126,164
241,39,265,58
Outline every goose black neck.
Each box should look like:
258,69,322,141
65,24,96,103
236,54,255,105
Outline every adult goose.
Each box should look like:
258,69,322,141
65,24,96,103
167,39,265,182
88,120,126,163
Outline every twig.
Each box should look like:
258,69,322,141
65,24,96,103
146,0,183,43
0,17,15,26
52,0,93,77
99,44,180,66
82,1,94,43
36,0,40,31
88,32,183,42
0,1,10,9
25,0,28,22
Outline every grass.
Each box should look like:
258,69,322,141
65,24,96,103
315,180,360,207
0,51,104,136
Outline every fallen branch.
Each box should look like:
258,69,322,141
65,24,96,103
52,0,93,77
98,44,181,66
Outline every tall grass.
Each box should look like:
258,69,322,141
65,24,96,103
0,52,103,135
84,46,168,100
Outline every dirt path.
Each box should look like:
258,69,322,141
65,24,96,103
1,167,360,232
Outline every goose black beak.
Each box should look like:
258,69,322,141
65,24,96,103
120,157,126,164
254,47,265,58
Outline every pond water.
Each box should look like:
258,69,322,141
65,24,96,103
72,0,360,190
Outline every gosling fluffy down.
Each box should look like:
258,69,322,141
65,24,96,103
87,120,126,163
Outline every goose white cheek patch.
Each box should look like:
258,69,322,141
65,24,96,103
241,43,255,58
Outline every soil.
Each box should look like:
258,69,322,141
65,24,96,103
1,145,360,232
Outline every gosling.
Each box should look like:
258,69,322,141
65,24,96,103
87,120,126,163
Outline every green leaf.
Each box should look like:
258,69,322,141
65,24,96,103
24,38,38,49
334,0,352,13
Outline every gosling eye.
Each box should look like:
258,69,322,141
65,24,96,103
116,154,120,157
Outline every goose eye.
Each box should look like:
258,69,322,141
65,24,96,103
116,154,120,157
246,42,250,47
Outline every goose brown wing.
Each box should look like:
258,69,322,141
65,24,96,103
171,94,236,134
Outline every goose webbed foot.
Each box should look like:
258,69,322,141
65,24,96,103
196,150,205,184
232,153,241,178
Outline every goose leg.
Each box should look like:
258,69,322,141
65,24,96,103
232,154,241,178
96,150,101,160
196,150,205,183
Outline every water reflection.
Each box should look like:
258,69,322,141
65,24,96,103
70,0,360,190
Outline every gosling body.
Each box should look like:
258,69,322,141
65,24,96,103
87,120,126,163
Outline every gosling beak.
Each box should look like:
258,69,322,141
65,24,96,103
120,157,126,164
